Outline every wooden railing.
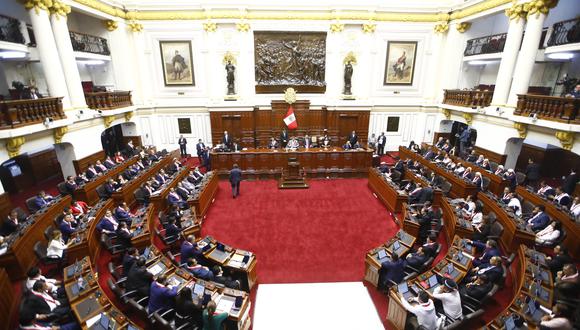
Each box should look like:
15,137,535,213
85,91,132,110
442,89,493,107
515,94,580,123
0,97,66,129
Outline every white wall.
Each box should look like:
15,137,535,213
369,108,438,151
0,61,49,96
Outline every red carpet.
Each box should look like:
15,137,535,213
201,179,398,284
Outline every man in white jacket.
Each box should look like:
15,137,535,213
399,291,439,329
433,279,463,321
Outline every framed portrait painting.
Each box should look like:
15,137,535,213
384,41,418,86
159,41,195,86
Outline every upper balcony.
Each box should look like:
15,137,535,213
69,31,110,57
515,94,579,124
443,89,493,108
0,97,66,129
85,91,133,110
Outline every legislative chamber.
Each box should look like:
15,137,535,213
0,0,579,329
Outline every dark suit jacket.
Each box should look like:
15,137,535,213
1,218,19,236
196,143,205,156
380,259,405,284
422,242,438,258
104,183,115,196
562,173,578,194
462,281,493,300
406,253,428,269
222,135,232,147
348,134,358,146
22,294,51,316
477,264,503,284
59,221,75,242
529,212,550,231
178,138,187,146
148,282,177,313
116,228,133,249
122,254,137,277
65,181,77,194
126,265,153,295
230,168,242,184
525,163,541,181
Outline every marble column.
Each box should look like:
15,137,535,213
50,7,87,109
26,4,71,109
491,4,526,106
108,21,138,94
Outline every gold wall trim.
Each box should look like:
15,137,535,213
71,0,514,23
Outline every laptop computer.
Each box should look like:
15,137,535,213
428,274,438,288
193,283,205,297
99,314,110,330
398,282,409,294
447,263,454,275
504,315,516,330
377,249,387,260
393,241,401,251
142,247,151,259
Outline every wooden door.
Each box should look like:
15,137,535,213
339,115,357,143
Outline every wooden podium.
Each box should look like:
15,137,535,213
278,157,309,189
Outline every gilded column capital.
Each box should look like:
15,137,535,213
513,122,528,138
463,113,473,125
441,108,451,119
362,22,376,34
203,21,218,32
343,52,357,65
456,22,471,33
434,22,449,34
555,130,574,150
21,0,53,15
128,21,143,32
505,2,527,21
104,20,118,31
53,126,68,144
49,0,70,18
524,0,558,18
6,137,26,158
103,115,115,128
236,22,250,32
124,111,134,122
222,52,237,65
330,23,344,33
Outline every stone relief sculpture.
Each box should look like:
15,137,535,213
254,32,327,93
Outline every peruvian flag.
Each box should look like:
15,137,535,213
283,106,298,130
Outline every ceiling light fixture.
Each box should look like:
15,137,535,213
0,51,27,59
78,59,105,65
468,60,493,65
547,52,574,60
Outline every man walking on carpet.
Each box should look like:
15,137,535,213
229,164,242,198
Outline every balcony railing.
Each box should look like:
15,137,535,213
69,31,110,56
0,14,25,45
85,91,132,110
464,33,507,56
443,89,493,108
0,97,66,129
515,94,579,124
547,17,580,47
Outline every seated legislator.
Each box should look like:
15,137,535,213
503,169,517,190
176,182,191,200
114,202,134,223
320,132,331,148
181,178,197,192
175,287,203,329
433,279,462,321
499,187,512,204
268,137,279,149
47,230,71,261
70,199,89,219
535,221,561,245
103,179,116,198
26,266,62,295
494,165,505,176
378,253,405,290
104,156,116,169
568,196,580,219
59,214,77,243
164,219,182,241
114,151,125,163
95,160,107,173
148,274,178,314
554,264,580,303
480,159,491,171
64,176,78,194
96,210,119,234
304,134,312,148
212,265,241,289
539,304,573,330
472,216,491,242
405,247,429,270
420,235,439,258
343,140,353,150
185,258,215,281
122,248,140,277
181,235,204,265
474,155,485,167
472,172,483,190
459,274,493,301
168,157,182,174
168,188,188,209
24,280,71,320
116,222,134,249
287,137,299,150
126,258,153,297
552,187,571,207
398,291,439,330
465,151,477,163
33,191,54,210
468,239,500,267
527,205,550,232
1,210,21,236
85,164,99,179
468,256,503,284
546,245,572,276
203,301,229,330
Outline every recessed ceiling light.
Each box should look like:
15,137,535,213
547,52,574,60
0,51,27,59
78,60,105,65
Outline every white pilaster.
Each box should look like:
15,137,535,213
50,13,87,109
108,22,138,95
425,32,445,102
491,16,525,105
27,8,71,109
440,23,465,91
507,12,546,106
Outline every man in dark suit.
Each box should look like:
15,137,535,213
104,156,116,169
562,169,578,195
348,130,358,146
222,131,232,149
167,188,188,209
459,127,471,155
64,176,77,194
180,235,204,265
196,139,206,163
435,137,445,149
405,247,429,270
377,132,386,156
470,239,501,267
148,274,178,314
33,191,53,210
424,149,436,161
378,253,405,290
525,158,541,189
537,181,555,198
268,137,279,149
26,280,71,319
126,258,153,297
85,164,98,179
420,235,439,258
116,222,133,249
178,135,187,157
469,256,503,284
553,186,571,207
527,205,550,232
103,179,116,198
59,214,76,243
1,210,20,236
460,274,493,300
304,134,312,148
394,160,405,178
125,140,135,157
280,129,289,148
229,164,242,198
122,248,139,277
546,245,572,276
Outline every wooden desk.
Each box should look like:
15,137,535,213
368,168,408,213
74,156,138,205
478,192,535,252
422,143,509,196
67,200,112,261
211,148,373,179
188,172,219,220
516,186,580,258
111,150,178,207
0,268,15,328
399,147,477,199
150,166,190,212
0,195,71,280
364,229,416,288
403,170,443,206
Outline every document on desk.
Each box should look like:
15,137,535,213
228,254,245,268
216,296,235,314
148,264,163,276
86,313,102,328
